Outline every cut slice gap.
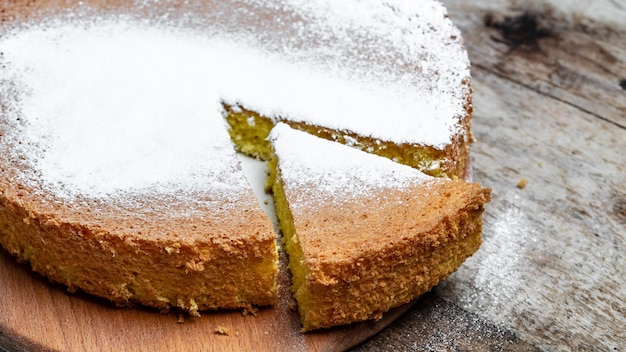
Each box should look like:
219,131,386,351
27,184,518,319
236,153,279,231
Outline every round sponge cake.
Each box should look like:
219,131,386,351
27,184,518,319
0,0,477,322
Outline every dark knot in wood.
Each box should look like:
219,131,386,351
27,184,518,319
484,11,552,51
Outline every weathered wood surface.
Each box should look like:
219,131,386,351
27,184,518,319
356,0,626,351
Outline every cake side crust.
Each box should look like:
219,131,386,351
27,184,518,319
266,124,491,331
275,178,490,331
0,188,279,311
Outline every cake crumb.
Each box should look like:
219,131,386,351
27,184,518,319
177,314,185,324
214,325,231,336
242,306,259,316
516,178,529,189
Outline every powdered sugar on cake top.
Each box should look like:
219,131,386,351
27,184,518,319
269,123,438,203
0,0,469,198
1,23,250,197
217,0,470,144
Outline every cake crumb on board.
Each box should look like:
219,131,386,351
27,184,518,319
517,178,529,189
214,325,231,336
242,306,259,316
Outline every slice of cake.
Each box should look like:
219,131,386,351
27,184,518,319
268,123,491,331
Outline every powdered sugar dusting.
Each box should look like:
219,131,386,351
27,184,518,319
0,0,469,198
1,22,250,197
219,0,471,145
269,123,435,203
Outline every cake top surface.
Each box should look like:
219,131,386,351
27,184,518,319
269,123,438,204
0,0,469,202
1,21,248,199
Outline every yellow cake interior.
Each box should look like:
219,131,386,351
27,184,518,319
224,103,471,179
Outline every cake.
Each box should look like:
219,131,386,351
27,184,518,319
0,0,483,326
268,124,491,331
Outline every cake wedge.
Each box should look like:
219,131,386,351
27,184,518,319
268,123,491,331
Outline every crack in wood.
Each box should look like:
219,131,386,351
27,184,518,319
611,194,626,226
474,63,626,131
557,40,623,78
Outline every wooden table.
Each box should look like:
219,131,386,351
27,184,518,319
1,0,624,351
355,0,626,350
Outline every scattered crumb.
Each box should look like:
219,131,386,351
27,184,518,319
190,310,201,318
516,178,529,189
189,301,201,317
242,306,259,316
177,314,185,324
214,325,231,336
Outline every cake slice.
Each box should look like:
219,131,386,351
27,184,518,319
268,123,491,331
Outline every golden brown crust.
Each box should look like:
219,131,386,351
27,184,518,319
0,85,278,311
292,182,489,270
0,178,279,311
276,171,491,331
